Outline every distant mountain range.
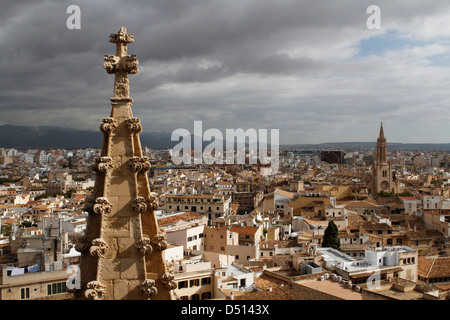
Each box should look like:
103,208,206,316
0,124,172,149
0,124,449,151
281,142,450,151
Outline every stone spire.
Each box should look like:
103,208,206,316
75,27,176,300
376,122,387,164
378,122,385,143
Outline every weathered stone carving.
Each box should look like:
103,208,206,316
125,117,142,134
161,273,177,291
92,197,112,215
139,279,158,299
135,237,153,255
148,193,159,211
129,156,150,173
131,196,148,213
124,55,139,74
89,238,109,257
103,55,119,74
165,261,175,274
109,27,134,44
114,72,130,98
75,235,90,253
151,232,168,251
83,195,94,212
100,117,118,134
84,281,106,300
92,156,114,173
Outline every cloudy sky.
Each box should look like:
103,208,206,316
2,0,450,145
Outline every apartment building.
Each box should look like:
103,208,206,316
273,188,296,215
318,245,418,284
166,224,206,252
360,221,405,247
158,212,208,252
164,193,231,225
421,194,441,210
225,225,264,266
214,264,254,294
424,209,450,237
0,266,72,300
232,180,263,215
204,226,239,254
173,259,214,300
399,197,421,215
289,194,336,218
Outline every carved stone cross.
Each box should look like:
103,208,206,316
103,27,139,99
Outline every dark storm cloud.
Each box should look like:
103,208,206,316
1,0,450,142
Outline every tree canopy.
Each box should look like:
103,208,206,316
322,220,340,250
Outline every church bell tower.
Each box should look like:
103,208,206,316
371,122,396,195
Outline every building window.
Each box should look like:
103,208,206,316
47,282,67,296
191,294,200,300
201,277,211,285
178,281,188,289
190,279,199,287
20,287,30,300
202,292,212,300
235,255,239,260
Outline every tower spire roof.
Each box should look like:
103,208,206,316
378,122,385,142
76,27,175,301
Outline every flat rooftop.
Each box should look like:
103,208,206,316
317,247,356,263
295,278,363,300
373,245,416,253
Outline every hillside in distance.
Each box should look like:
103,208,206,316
0,124,173,149
1,125,450,151
282,141,450,151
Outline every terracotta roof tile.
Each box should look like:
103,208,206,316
231,273,292,300
405,230,443,240
229,225,259,235
418,256,450,279
362,222,393,231
157,212,204,227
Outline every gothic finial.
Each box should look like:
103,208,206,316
109,27,134,44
